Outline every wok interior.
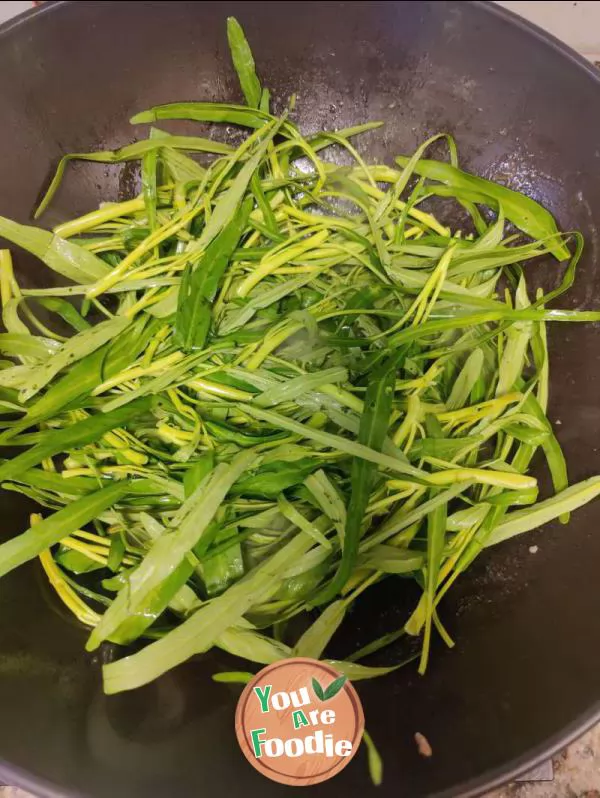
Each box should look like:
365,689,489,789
0,2,599,796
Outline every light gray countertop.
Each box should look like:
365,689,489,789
489,723,600,798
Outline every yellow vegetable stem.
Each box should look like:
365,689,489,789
92,351,184,395
245,319,304,370
39,549,101,627
236,228,329,298
0,249,14,307
54,197,145,239
426,468,536,490
32,515,100,628
186,377,253,402
438,392,523,426
86,203,204,298
157,423,194,446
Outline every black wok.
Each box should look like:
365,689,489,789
0,2,599,796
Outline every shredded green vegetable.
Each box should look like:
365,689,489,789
0,17,599,709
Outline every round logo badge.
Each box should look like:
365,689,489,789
235,658,364,786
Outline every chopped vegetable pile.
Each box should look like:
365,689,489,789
0,17,599,698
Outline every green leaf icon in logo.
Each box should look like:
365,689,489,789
323,674,347,699
311,677,325,701
312,674,347,701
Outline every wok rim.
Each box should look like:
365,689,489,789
0,1,597,796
